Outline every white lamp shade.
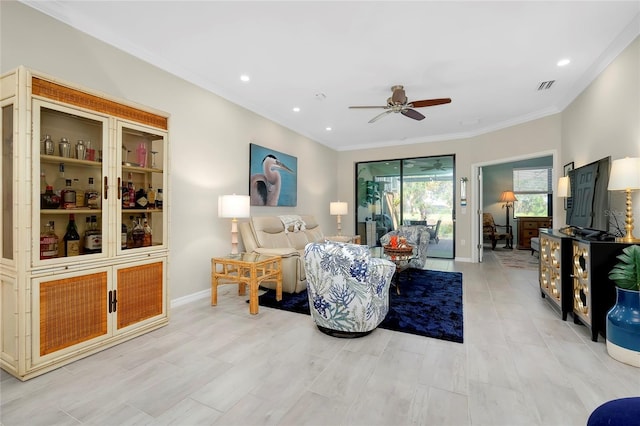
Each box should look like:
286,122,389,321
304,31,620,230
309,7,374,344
608,157,640,191
218,194,251,218
557,176,571,197
330,201,348,215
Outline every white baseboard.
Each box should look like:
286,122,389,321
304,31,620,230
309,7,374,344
170,289,210,308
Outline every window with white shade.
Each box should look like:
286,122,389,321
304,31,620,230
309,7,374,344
513,167,552,217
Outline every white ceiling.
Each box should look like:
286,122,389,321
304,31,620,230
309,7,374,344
22,1,640,151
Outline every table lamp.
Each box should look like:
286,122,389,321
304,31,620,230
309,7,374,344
607,157,640,243
218,194,251,254
558,176,571,198
330,201,348,236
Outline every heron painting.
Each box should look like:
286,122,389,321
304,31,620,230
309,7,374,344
249,143,297,206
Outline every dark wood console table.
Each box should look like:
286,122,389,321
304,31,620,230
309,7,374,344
537,229,632,342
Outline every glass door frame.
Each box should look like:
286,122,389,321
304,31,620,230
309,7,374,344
355,154,456,259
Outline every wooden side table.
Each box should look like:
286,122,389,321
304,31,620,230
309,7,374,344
211,253,282,315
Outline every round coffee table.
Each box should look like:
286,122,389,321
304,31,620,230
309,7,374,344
382,245,415,294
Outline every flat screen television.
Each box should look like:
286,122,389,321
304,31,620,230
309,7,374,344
566,156,611,237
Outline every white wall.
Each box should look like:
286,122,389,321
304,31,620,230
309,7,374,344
1,2,339,300
561,36,640,233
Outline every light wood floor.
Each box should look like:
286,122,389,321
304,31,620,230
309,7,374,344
2,251,638,426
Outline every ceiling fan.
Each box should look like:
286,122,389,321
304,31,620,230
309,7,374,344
349,85,451,123
420,159,450,171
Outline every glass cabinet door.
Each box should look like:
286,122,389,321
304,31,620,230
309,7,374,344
32,100,109,267
117,121,167,254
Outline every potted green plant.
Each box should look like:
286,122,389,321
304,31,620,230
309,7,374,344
606,244,640,367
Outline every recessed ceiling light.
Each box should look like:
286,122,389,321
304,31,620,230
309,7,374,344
557,58,571,67
240,74,250,82
292,107,300,112
325,127,332,131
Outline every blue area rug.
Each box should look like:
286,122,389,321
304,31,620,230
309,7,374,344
258,268,464,343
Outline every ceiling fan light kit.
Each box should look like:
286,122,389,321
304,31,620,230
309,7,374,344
349,85,451,123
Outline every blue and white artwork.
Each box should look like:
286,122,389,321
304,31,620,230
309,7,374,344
249,143,297,206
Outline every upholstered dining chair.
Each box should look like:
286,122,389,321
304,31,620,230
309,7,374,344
482,213,512,250
426,219,442,244
303,241,395,337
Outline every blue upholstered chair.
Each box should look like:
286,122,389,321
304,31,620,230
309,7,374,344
380,225,431,269
303,241,396,337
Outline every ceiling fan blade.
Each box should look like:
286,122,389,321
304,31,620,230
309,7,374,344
349,105,388,109
369,110,393,123
401,109,425,121
410,98,452,108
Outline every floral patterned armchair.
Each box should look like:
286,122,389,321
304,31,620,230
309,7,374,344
303,241,396,337
380,225,431,269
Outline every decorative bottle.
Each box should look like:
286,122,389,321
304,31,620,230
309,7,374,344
40,171,47,194
41,185,61,209
121,222,128,250
127,172,136,209
84,215,101,254
155,188,163,209
132,217,145,248
135,186,148,209
136,142,147,168
85,177,100,209
53,163,66,197
147,184,156,209
73,178,85,208
61,179,76,209
142,215,152,247
40,221,59,260
63,214,80,256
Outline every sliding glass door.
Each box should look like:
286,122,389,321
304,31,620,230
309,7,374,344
355,155,455,259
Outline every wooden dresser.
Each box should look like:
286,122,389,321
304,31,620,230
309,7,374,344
517,217,552,249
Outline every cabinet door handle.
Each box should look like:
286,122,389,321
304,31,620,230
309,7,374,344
117,177,121,200
112,289,117,312
108,290,113,313
104,176,108,199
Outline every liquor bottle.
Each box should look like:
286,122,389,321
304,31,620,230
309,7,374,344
142,216,152,247
127,173,135,209
40,221,59,260
41,185,61,209
135,186,148,209
53,163,66,197
63,214,80,256
84,215,102,254
60,179,76,209
122,180,130,209
40,171,47,194
155,188,163,209
132,216,145,248
85,177,100,209
127,216,135,248
121,222,128,250
73,178,85,208
147,184,156,209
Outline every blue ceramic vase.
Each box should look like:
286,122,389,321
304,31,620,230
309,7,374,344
606,287,640,367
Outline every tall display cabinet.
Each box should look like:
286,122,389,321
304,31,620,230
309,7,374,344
1,66,170,380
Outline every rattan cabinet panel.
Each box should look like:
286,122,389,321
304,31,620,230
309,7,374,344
39,272,108,356
116,261,165,330
1,67,169,381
